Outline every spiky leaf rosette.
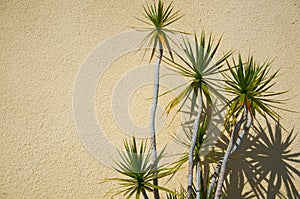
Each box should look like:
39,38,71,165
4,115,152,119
164,32,232,117
223,54,286,124
136,0,184,61
106,137,176,198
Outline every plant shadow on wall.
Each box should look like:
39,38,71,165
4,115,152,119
219,119,300,199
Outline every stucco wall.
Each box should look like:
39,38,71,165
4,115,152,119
1,0,299,198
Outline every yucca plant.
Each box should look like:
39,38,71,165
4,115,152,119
105,1,294,198
213,54,286,199
136,1,183,197
164,32,231,198
106,137,175,199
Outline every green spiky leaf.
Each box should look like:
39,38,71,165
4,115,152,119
164,32,232,116
223,54,286,124
136,0,184,61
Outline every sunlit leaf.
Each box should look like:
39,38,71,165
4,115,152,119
164,32,231,116
136,0,185,61
223,54,286,123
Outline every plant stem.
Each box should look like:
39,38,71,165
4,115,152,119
187,90,203,199
230,108,252,154
207,158,222,197
150,41,163,199
196,160,201,199
214,111,246,199
208,104,252,197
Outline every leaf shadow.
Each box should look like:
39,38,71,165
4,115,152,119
221,119,300,199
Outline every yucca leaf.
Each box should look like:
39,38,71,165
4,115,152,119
107,137,173,198
164,32,231,117
224,54,286,124
136,0,184,62
166,86,192,115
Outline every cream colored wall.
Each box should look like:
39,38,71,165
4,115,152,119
1,0,299,198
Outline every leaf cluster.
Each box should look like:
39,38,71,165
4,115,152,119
164,32,232,117
107,137,176,198
224,55,285,124
137,0,184,61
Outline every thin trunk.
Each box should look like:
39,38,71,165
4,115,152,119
187,90,203,199
142,189,150,199
213,118,243,199
150,42,163,199
214,104,248,199
196,161,201,199
207,158,222,197
230,108,252,153
208,104,252,197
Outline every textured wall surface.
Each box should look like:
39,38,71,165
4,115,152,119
1,0,299,198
